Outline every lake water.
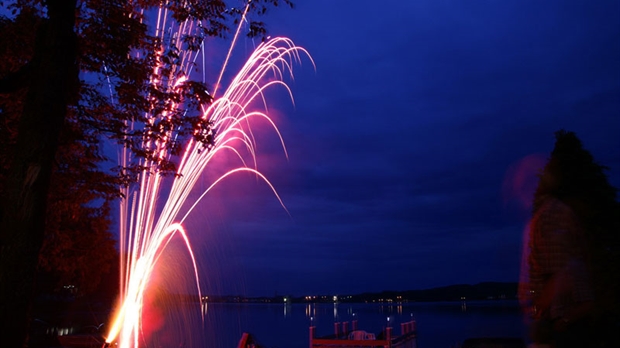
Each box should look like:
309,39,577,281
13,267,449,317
200,300,529,348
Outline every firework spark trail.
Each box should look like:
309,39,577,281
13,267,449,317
106,3,314,347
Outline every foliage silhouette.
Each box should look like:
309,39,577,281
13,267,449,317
0,1,293,346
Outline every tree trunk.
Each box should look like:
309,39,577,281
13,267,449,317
0,1,78,347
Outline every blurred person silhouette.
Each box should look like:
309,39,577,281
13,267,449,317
520,130,619,348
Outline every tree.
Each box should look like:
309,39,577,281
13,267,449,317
0,0,121,307
0,2,80,346
0,1,292,346
35,126,118,297
532,130,620,344
1,9,119,300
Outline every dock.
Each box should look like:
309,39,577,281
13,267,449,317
309,320,417,348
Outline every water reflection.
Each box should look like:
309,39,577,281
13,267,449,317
198,300,526,348
305,303,316,318
202,301,208,316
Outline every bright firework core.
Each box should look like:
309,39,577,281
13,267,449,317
106,4,312,348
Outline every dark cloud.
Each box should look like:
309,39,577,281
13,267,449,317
180,0,620,296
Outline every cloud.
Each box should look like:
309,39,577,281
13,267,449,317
188,0,620,296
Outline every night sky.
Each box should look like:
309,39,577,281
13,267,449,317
178,0,620,297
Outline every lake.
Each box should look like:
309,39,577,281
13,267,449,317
200,300,529,348
34,299,529,347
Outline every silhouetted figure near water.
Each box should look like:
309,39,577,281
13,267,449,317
525,195,593,347
520,130,620,348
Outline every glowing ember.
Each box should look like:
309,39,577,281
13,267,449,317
105,3,312,347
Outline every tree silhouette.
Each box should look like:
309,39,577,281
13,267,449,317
0,1,292,346
1,2,119,300
532,130,620,341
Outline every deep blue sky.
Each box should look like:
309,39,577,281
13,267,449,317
175,0,620,297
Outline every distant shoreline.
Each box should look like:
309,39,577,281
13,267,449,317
200,281,518,304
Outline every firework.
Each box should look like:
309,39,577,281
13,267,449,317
105,3,312,347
